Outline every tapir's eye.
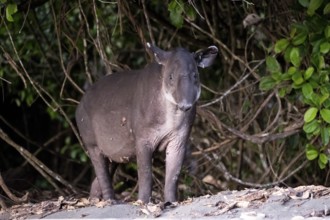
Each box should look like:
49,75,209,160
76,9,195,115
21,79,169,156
169,73,173,80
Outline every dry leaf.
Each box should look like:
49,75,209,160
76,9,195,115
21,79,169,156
95,200,108,208
76,198,90,207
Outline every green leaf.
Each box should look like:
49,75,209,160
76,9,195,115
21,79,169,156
292,71,304,85
284,46,293,63
311,54,325,69
168,0,176,11
320,93,329,105
168,0,184,28
299,0,309,7
319,153,328,166
70,149,78,159
318,161,327,169
307,149,319,160
259,76,277,91
6,3,18,22
288,66,297,75
321,127,330,145
292,32,308,46
280,72,291,81
304,67,314,79
310,93,321,107
324,99,330,108
274,38,290,53
304,107,318,122
318,158,327,169
266,56,282,73
290,47,301,67
320,109,330,123
320,42,330,54
306,144,319,160
320,73,329,83
168,0,183,12
0,0,7,3
271,72,282,81
170,12,184,28
307,0,324,16
324,3,330,14
325,26,330,38
319,55,325,69
80,153,88,163
302,83,313,99
185,4,196,21
279,88,286,97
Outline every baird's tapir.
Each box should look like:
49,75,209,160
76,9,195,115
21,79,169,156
75,43,218,203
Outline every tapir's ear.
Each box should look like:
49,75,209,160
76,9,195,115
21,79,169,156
194,46,218,68
146,42,170,65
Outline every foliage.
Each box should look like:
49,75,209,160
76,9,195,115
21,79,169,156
260,0,330,169
168,0,196,28
0,0,17,22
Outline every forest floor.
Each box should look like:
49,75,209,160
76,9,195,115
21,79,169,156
1,185,330,219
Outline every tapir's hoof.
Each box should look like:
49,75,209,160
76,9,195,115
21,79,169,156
106,199,119,205
163,201,178,208
89,197,118,206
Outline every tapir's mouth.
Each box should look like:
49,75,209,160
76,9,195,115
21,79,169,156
163,89,194,112
177,103,192,112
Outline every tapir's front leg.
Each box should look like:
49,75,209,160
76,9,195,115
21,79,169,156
164,141,186,202
136,141,153,203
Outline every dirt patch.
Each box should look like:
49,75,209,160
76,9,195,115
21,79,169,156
1,185,330,219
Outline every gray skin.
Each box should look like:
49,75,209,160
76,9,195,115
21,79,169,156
75,43,218,203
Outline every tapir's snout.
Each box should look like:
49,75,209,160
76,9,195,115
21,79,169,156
178,102,192,112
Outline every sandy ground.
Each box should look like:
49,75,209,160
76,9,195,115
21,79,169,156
2,185,330,219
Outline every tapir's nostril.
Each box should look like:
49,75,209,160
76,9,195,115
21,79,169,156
178,103,192,111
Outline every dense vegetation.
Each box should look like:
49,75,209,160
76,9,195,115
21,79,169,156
1,0,330,206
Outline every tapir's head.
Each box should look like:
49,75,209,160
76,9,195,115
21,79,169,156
147,43,218,112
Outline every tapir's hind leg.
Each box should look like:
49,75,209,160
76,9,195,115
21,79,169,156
90,163,118,199
87,147,116,200
76,105,116,200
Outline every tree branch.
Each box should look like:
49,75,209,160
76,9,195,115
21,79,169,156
197,107,303,145
0,128,78,195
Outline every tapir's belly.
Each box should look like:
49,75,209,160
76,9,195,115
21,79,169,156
92,111,136,163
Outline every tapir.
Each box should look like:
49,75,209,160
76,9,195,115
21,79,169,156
75,43,218,203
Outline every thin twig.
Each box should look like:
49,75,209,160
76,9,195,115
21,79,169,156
185,18,260,80
263,91,282,133
50,1,84,95
0,173,29,203
2,50,26,88
0,76,12,84
199,59,265,108
197,107,303,144
0,196,7,210
242,90,276,131
196,144,308,188
141,0,155,44
0,128,78,195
